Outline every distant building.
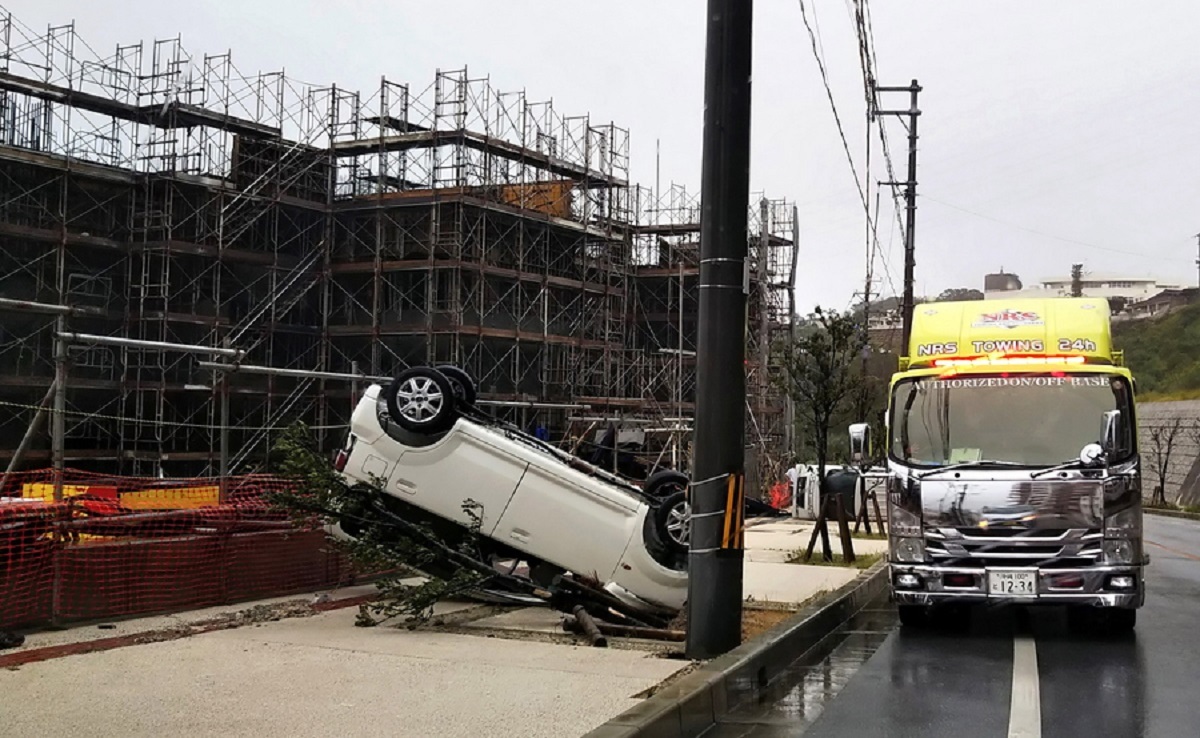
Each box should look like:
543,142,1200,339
1124,288,1200,319
983,271,1182,302
984,270,1023,293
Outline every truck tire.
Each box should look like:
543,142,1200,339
897,604,929,628
434,364,478,408
1106,608,1137,633
1068,605,1136,635
386,366,458,435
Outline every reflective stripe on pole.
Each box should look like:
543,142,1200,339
721,473,745,550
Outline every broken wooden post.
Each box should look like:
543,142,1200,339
571,605,608,648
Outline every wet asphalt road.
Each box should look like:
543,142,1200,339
707,514,1200,738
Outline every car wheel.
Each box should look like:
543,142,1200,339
643,469,690,499
654,490,690,555
434,364,478,408
386,366,458,434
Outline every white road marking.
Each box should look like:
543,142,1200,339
1008,635,1042,738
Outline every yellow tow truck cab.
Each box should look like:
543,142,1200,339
860,297,1144,632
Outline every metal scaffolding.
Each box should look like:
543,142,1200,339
0,9,798,495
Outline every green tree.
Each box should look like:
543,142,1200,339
933,287,984,303
780,307,869,489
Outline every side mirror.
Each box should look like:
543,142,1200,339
849,422,871,467
1101,410,1122,455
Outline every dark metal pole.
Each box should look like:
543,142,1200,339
219,338,231,499
52,315,67,501
900,80,921,352
686,0,754,660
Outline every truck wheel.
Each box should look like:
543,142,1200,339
644,470,690,499
897,604,929,628
1106,608,1137,633
435,364,478,408
386,367,458,434
654,490,690,555
1070,606,1136,635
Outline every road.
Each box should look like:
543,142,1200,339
707,514,1200,738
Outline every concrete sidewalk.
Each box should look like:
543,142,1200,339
0,516,883,737
1,605,683,738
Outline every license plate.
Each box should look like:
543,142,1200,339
988,570,1038,598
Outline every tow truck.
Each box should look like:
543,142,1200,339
849,297,1146,632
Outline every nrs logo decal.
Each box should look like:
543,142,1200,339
971,310,1044,329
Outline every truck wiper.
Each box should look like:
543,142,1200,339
918,459,1026,479
1029,457,1107,479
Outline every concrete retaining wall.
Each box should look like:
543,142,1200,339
1138,400,1200,506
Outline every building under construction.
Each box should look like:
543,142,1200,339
0,11,798,493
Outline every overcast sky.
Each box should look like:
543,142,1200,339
8,1,1200,312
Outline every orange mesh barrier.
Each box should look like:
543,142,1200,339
0,470,357,631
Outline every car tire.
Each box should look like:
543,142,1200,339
434,364,478,408
386,366,458,435
653,490,690,556
643,469,690,498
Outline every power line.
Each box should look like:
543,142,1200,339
797,0,868,213
796,0,901,302
854,0,903,300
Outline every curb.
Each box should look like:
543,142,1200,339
581,561,890,738
1146,508,1200,522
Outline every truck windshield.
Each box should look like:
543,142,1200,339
890,373,1134,468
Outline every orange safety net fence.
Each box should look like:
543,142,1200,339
0,469,358,631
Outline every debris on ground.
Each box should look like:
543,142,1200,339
741,608,794,642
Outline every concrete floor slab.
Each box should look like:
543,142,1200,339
743,563,860,605
745,549,794,564
0,606,684,738
463,606,567,634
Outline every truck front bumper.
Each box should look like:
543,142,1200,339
890,562,1145,609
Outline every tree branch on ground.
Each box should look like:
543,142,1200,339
267,423,491,628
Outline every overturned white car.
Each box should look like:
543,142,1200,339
329,365,691,617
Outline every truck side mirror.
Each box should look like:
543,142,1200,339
1101,410,1122,455
849,423,871,467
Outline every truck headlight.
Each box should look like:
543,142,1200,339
1104,506,1141,539
889,504,922,538
1103,538,1139,565
891,536,926,563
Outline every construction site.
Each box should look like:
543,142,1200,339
0,9,799,494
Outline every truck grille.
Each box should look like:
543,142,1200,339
925,527,1102,568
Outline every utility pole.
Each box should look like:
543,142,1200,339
875,80,921,353
687,0,754,660
1194,233,1199,288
